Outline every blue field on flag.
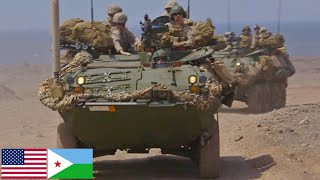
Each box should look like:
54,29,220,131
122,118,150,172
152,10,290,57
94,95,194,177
1,149,47,179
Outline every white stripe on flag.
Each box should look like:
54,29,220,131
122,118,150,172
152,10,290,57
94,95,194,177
24,155,47,158
2,165,47,168
24,160,47,163
24,151,47,154
1,174,47,177
1,169,47,172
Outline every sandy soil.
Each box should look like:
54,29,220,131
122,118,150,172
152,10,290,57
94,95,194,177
0,57,319,179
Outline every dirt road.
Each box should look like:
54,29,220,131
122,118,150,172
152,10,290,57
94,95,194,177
0,57,319,179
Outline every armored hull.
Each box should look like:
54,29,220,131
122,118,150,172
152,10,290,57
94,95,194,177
212,49,295,113
39,48,229,178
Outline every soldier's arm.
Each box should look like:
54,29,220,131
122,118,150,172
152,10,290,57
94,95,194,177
183,26,195,47
110,28,124,53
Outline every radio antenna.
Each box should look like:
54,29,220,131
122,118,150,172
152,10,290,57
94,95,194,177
277,0,282,33
91,0,94,23
187,0,191,19
227,0,231,32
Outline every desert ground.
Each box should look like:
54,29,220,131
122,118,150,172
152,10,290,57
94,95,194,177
0,57,319,179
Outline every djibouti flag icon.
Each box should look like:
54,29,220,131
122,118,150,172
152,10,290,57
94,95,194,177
47,149,93,179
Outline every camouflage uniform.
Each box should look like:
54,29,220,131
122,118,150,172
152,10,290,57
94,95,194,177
239,26,252,49
221,32,235,51
110,13,141,54
111,28,141,53
162,5,195,48
257,27,272,49
251,24,261,49
165,23,195,47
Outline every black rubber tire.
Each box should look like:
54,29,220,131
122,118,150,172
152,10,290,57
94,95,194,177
199,119,220,179
57,122,78,148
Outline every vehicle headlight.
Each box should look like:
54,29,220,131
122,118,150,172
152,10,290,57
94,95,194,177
76,76,85,85
188,75,198,84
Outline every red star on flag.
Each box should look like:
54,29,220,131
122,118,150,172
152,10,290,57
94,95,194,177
54,160,61,167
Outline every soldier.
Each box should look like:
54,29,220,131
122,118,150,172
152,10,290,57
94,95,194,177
239,26,252,48
110,12,141,56
161,0,177,17
152,49,170,68
105,4,123,27
161,1,193,26
251,24,260,49
163,5,195,48
221,32,236,51
259,27,272,39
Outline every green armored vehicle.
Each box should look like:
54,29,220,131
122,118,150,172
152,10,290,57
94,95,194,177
211,37,295,113
38,1,236,179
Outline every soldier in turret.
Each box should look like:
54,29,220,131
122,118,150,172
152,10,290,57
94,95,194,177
105,4,123,27
110,12,141,56
239,26,252,49
221,32,236,51
161,1,194,26
162,5,195,48
251,24,261,49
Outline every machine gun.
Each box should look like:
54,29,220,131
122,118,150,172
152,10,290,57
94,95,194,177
140,14,170,51
60,37,92,51
60,37,99,59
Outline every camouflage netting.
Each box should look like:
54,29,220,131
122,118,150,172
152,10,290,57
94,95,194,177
211,35,227,51
258,34,285,49
60,18,114,53
161,19,216,48
192,18,215,48
38,52,222,112
59,51,94,77
235,54,290,86
60,18,84,37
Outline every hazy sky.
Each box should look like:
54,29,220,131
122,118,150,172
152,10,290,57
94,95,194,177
0,0,319,30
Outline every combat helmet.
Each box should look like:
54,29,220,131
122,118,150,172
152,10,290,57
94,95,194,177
253,24,260,30
113,12,128,24
152,49,168,62
242,26,251,32
170,5,187,18
107,5,122,16
259,27,267,33
165,0,177,10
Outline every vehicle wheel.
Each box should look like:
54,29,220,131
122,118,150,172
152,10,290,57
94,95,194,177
247,83,271,113
57,122,78,148
199,118,220,179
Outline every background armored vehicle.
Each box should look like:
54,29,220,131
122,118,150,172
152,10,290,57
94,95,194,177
38,1,236,178
211,45,295,113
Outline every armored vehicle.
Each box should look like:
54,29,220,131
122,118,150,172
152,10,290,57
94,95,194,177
211,45,295,113
38,1,236,179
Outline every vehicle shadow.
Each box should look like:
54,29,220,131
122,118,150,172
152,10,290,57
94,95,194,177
93,154,275,179
220,106,254,115
220,106,271,115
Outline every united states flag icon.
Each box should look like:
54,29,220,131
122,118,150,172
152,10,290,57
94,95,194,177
1,149,47,179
